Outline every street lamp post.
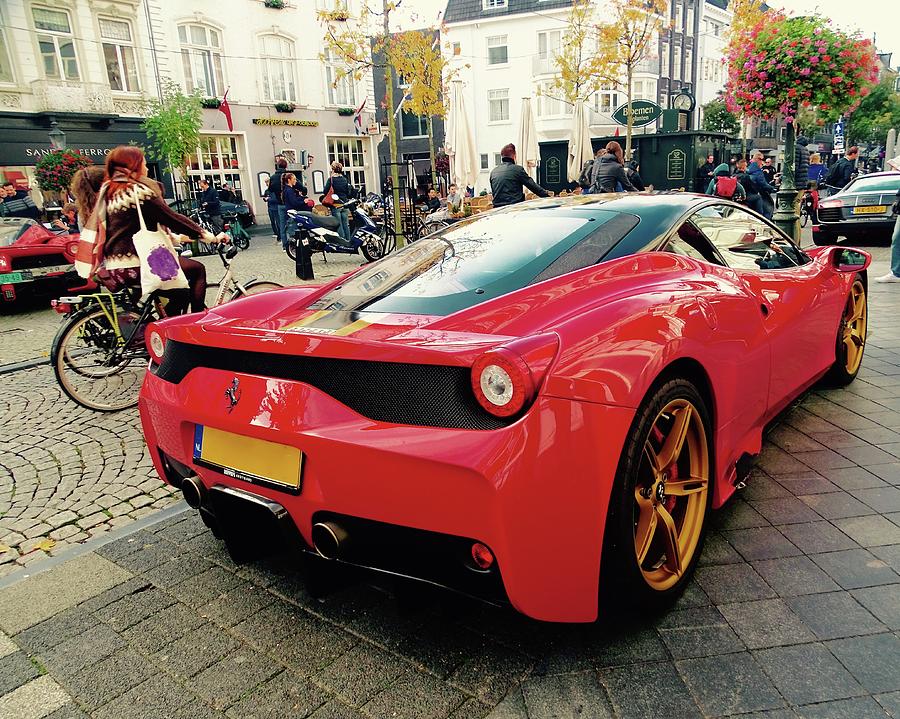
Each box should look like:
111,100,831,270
48,121,67,151
773,121,799,241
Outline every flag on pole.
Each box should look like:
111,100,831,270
353,98,367,135
394,92,413,118
614,127,620,137
219,89,233,132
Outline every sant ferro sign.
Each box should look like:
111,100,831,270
252,118,319,127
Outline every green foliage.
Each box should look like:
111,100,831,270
142,79,203,179
35,150,92,193
701,94,741,135
337,107,355,116
274,102,296,112
263,0,285,8
200,97,221,108
848,75,900,146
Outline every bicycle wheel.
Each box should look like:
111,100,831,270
286,238,298,261
51,307,148,411
232,280,283,300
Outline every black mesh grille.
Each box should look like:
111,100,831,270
818,207,843,223
152,340,510,430
12,253,68,270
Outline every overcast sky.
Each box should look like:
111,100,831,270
393,0,899,61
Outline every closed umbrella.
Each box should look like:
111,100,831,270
446,80,478,191
567,99,594,183
517,97,540,179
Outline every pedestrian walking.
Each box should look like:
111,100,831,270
808,153,827,185
824,146,859,190
322,161,355,243
875,157,900,284
696,155,716,193
589,142,636,194
761,157,778,187
198,179,223,233
270,158,289,248
586,148,609,194
748,153,777,219
735,159,762,213
489,143,551,208
263,178,280,240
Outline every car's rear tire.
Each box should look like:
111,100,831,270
824,277,867,387
600,378,713,613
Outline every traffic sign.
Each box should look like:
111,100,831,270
833,117,845,154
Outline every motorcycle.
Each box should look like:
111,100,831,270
286,199,388,263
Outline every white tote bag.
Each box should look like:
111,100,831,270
132,190,188,294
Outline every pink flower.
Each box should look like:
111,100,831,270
800,67,811,76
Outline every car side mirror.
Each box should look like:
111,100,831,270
821,246,871,273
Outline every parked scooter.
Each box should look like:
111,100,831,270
286,200,387,263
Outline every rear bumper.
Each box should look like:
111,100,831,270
816,217,895,237
1,270,81,301
139,365,635,622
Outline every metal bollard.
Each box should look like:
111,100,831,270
295,236,315,280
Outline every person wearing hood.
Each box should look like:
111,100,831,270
706,163,746,202
735,159,763,214
748,153,777,218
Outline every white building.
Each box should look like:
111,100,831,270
0,0,381,218
442,0,661,192
696,0,731,123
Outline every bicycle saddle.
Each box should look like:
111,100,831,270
294,211,340,231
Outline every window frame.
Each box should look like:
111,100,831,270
32,6,80,81
178,22,224,96
400,112,428,139
98,17,139,93
258,34,298,103
486,34,509,66
487,88,510,123
323,48,356,107
482,0,508,10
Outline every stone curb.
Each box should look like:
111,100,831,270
0,357,49,376
0,502,190,592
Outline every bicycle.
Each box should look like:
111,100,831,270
50,243,283,412
223,211,250,250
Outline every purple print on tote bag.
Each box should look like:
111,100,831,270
147,245,180,281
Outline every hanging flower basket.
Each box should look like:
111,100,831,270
274,102,295,113
725,14,879,123
35,149,93,194
337,107,355,116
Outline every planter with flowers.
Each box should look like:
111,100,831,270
274,102,295,113
725,13,879,236
200,97,221,109
336,107,355,116
35,149,93,203
263,0,286,7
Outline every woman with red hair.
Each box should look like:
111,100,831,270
99,146,221,314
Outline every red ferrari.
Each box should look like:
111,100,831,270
0,217,85,303
139,195,870,622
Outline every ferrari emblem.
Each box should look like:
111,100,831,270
224,378,241,413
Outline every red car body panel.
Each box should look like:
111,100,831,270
139,202,867,622
0,220,92,301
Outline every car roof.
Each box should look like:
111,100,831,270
491,192,709,224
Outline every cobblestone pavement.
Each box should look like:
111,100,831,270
0,233,363,574
0,245,896,717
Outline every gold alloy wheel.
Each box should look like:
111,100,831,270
841,280,867,376
633,399,709,591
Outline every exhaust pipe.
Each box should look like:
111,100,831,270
311,521,348,560
181,476,206,509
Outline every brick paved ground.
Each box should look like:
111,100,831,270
0,237,897,718
0,235,363,573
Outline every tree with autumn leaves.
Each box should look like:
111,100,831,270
548,0,667,160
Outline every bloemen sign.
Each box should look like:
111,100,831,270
725,14,879,123
611,100,662,128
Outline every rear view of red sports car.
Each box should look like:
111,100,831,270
139,195,870,622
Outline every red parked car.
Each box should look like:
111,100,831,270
139,195,870,622
0,217,86,303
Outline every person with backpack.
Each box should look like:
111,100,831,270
589,142,635,194
321,161,356,243
824,146,859,191
735,159,763,215
579,148,604,192
706,163,746,202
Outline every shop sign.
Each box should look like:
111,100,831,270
666,149,686,180
252,118,320,127
25,147,112,159
611,100,662,128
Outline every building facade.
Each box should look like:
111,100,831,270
0,0,381,217
0,0,161,200
442,0,665,191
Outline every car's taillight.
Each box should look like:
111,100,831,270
820,199,843,208
147,323,166,363
470,334,559,418
0,255,9,271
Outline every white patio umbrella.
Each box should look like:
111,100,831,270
567,98,594,183
445,80,478,191
516,97,540,179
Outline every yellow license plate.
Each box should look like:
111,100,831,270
852,205,886,214
193,425,303,493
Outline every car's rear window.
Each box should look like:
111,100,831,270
308,210,636,316
846,175,900,193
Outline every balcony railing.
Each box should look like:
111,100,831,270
30,80,114,114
